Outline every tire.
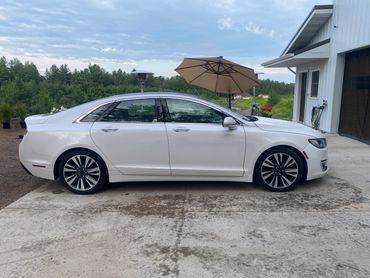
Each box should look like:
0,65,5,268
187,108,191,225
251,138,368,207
58,149,108,194
254,147,304,192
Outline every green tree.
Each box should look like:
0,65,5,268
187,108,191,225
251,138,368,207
0,56,9,85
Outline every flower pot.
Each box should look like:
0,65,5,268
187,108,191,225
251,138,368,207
2,122,10,129
20,121,27,129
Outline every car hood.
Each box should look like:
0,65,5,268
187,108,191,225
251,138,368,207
254,116,323,137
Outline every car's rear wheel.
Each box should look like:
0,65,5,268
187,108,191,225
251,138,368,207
58,150,108,194
255,147,304,192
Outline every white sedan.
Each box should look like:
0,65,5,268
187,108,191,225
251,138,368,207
19,93,328,194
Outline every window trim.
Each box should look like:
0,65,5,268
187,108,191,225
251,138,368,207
75,101,116,123
162,97,240,125
96,98,161,123
309,69,320,98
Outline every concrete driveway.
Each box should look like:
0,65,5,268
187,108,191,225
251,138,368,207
1,135,370,277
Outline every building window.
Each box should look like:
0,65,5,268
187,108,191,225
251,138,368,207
310,70,320,98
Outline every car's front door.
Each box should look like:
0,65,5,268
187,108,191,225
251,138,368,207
163,98,246,176
90,98,170,175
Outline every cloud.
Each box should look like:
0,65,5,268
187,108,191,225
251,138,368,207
49,44,83,49
80,38,104,44
116,61,138,67
217,17,276,39
0,36,10,42
218,17,233,30
90,0,115,9
0,0,312,82
101,47,118,53
244,22,275,38
213,0,238,13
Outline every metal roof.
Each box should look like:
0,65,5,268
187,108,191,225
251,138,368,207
282,5,333,55
262,39,330,68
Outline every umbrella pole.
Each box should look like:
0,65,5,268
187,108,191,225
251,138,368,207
228,93,232,109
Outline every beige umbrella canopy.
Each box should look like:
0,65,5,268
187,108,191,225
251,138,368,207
175,56,259,108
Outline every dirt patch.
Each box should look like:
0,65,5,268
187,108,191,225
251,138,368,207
185,176,363,212
70,175,364,220
81,194,186,218
0,128,45,209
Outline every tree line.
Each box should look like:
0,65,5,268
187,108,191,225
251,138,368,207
0,56,294,119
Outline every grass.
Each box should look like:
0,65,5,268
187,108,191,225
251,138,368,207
233,94,293,120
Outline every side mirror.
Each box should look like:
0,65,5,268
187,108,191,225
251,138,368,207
223,117,237,130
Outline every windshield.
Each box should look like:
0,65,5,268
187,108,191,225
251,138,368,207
207,101,259,122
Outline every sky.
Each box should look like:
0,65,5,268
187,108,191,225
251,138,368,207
0,0,331,82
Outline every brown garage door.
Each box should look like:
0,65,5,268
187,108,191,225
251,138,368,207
339,47,370,144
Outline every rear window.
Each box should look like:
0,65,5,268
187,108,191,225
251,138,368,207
80,103,112,122
100,99,157,123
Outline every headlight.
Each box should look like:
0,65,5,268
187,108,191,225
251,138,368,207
308,138,327,149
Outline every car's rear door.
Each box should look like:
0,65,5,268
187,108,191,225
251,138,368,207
90,98,170,175
163,98,246,176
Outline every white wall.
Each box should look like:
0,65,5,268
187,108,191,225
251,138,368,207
293,0,370,133
295,61,329,130
310,17,332,45
332,0,370,54
328,0,370,132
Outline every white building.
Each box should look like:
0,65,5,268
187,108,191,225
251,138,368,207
263,0,370,143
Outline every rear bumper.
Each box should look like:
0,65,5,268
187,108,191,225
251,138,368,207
19,159,55,180
20,162,33,176
303,143,329,180
19,138,55,180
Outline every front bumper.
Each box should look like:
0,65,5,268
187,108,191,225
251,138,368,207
303,143,329,181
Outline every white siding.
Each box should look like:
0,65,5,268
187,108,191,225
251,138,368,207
332,0,370,54
292,0,370,133
295,61,329,130
310,17,332,45
328,0,370,132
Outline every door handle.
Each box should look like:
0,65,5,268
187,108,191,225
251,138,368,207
173,127,190,132
101,128,118,132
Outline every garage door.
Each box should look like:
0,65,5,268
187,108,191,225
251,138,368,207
339,47,370,144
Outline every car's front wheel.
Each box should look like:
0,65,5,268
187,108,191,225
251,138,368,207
58,150,108,194
254,147,304,192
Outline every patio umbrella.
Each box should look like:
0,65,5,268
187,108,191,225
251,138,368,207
175,56,259,108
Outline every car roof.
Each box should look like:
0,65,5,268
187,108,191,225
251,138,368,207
101,92,206,101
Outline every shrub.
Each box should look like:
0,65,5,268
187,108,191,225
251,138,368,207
271,95,294,120
13,103,27,120
233,97,268,110
0,103,13,122
268,92,281,106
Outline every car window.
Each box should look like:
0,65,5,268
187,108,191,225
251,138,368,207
80,103,112,122
100,99,157,123
166,99,225,124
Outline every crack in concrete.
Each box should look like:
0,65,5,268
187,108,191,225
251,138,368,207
171,193,186,277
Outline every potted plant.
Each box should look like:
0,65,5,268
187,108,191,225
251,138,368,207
14,103,27,129
0,103,13,129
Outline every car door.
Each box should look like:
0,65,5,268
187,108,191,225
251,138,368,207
163,98,246,177
90,98,170,175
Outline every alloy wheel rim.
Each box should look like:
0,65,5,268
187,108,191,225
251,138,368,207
261,153,298,188
63,155,101,191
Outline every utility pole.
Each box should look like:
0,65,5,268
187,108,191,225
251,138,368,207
251,72,264,115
